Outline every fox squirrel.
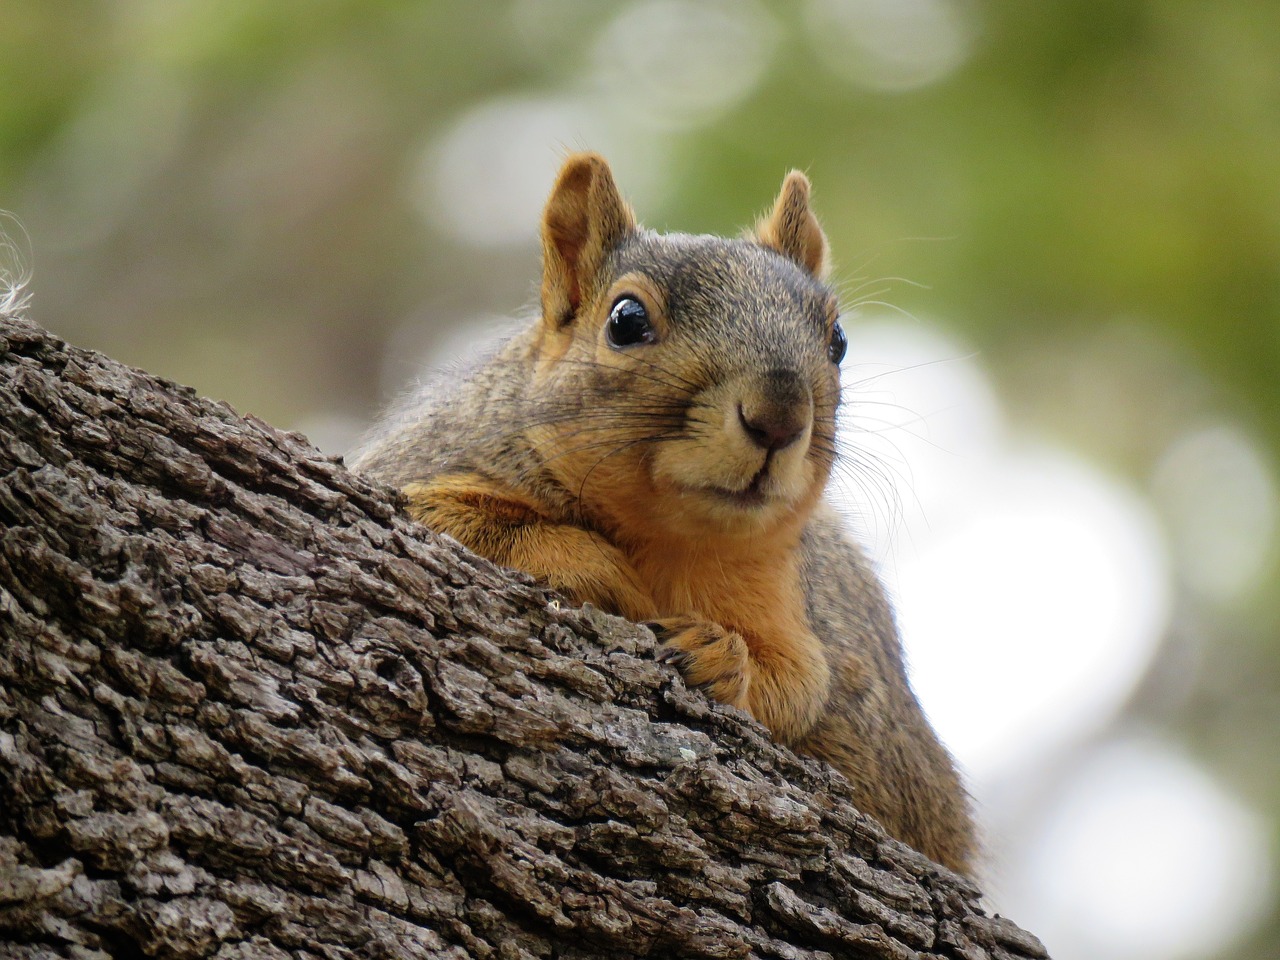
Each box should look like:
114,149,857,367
352,153,975,873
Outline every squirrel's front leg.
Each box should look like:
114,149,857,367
402,474,658,622
647,616,831,744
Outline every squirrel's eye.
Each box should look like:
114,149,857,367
606,297,655,348
828,321,847,365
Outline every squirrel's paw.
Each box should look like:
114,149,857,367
646,617,752,713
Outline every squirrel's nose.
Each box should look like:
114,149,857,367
738,404,805,451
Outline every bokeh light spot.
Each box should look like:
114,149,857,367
588,0,778,130
1012,736,1272,960
804,0,975,93
1151,422,1278,602
418,94,665,248
894,449,1170,779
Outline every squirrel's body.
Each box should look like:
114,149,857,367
353,155,975,873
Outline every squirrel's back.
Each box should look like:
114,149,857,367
353,336,534,491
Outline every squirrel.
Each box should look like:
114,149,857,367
351,153,975,874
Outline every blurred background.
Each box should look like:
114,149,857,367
2,2,1277,956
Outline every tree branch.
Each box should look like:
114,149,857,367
0,313,1048,959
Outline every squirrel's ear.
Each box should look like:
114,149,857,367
755,171,829,279
540,152,637,326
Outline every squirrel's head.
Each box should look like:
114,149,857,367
532,152,843,541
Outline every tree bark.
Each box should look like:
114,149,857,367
0,312,1048,960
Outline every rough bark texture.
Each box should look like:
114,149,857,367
0,313,1048,960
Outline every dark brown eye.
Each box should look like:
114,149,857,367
606,296,655,348
828,321,847,365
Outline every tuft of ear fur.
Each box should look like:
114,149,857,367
540,153,637,327
755,171,829,279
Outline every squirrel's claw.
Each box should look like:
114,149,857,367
646,615,751,712
644,623,689,667
654,646,687,668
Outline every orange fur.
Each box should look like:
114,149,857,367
641,543,831,743
404,475,657,622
